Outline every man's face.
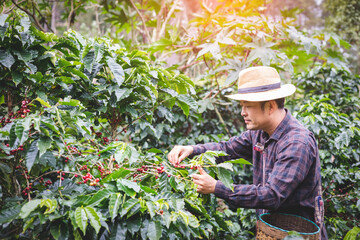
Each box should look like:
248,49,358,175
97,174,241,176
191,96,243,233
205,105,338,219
239,101,270,130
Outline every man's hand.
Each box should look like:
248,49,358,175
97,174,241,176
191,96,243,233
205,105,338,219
168,145,193,166
191,167,217,194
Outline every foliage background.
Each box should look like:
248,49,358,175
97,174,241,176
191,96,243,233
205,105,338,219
0,0,360,239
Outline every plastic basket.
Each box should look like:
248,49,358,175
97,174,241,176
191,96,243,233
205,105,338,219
256,212,320,240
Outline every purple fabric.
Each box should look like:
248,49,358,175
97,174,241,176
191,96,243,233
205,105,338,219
191,109,328,239
237,82,281,93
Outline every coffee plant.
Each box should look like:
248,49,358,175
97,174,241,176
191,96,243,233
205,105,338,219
0,11,255,239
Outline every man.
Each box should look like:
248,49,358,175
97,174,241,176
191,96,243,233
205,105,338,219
168,66,327,239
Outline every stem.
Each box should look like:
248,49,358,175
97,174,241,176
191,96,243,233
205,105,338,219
128,0,151,43
214,104,232,138
158,0,180,40
11,0,46,32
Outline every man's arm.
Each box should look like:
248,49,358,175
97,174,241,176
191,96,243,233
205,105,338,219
191,131,253,163
214,140,315,210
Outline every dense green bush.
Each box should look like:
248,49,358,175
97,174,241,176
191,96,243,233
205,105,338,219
0,12,252,239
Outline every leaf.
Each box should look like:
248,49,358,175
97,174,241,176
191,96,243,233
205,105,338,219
55,108,65,133
0,205,21,224
156,106,174,124
126,216,142,235
85,207,101,234
146,201,156,218
140,184,156,194
26,139,39,172
38,136,52,157
110,222,127,240
40,199,57,214
120,198,139,217
188,212,200,228
87,188,113,206
114,88,132,101
117,179,140,197
19,199,42,218
177,100,189,117
224,70,240,86
224,158,252,165
100,168,131,184
245,40,276,65
343,227,360,240
75,207,88,235
179,210,189,225
9,123,17,148
83,49,95,72
35,97,51,108
196,42,221,60
0,14,8,26
214,212,229,231
107,56,125,86
15,120,27,144
66,67,89,81
0,49,15,69
12,71,22,86
50,222,61,240
147,220,162,240
217,162,233,171
20,16,31,32
217,167,234,191
59,98,81,107
109,193,122,220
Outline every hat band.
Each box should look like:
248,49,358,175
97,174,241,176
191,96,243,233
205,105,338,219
238,82,280,94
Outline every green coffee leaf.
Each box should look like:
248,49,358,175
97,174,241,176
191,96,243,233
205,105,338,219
100,168,131,184
75,207,88,235
109,193,122,220
117,179,140,197
0,49,15,69
120,198,139,217
217,167,234,191
26,139,39,172
224,158,252,165
85,207,101,234
40,199,57,214
147,220,162,240
19,199,42,218
87,188,113,207
107,56,125,86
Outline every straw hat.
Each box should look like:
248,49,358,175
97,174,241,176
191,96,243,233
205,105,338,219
226,66,296,102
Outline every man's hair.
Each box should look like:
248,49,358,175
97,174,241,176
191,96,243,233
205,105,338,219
260,98,285,111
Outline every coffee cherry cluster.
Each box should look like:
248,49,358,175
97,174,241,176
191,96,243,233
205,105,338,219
0,100,31,127
22,186,32,196
8,144,24,155
45,180,52,186
66,144,81,156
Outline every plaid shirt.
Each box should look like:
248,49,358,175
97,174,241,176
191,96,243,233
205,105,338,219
192,109,322,220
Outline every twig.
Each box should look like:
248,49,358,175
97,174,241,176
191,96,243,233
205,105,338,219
11,0,46,32
214,104,232,138
154,0,165,42
31,0,53,33
158,0,180,40
67,0,82,30
177,60,201,71
128,0,151,43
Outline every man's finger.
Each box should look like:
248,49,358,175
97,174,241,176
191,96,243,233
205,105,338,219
190,173,201,180
198,166,206,175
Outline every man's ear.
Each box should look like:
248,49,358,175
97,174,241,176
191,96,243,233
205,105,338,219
268,100,278,114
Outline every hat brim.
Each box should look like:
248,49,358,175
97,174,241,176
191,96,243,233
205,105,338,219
226,84,296,102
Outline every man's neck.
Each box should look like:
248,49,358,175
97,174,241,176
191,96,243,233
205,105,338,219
266,109,286,136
